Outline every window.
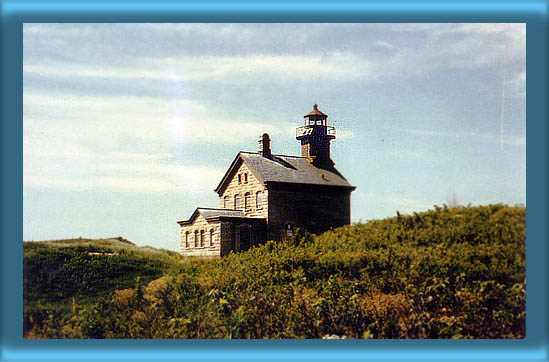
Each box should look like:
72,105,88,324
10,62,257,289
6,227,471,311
185,231,189,248
194,230,198,247
256,191,263,209
286,223,294,237
200,230,205,247
210,229,214,247
244,192,251,210
234,194,241,210
244,173,248,183
238,174,242,184
223,196,229,208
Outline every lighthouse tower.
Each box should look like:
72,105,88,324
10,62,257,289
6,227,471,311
296,104,336,169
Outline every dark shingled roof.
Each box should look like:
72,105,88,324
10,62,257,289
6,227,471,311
215,152,355,194
240,152,353,187
177,207,251,225
199,208,245,219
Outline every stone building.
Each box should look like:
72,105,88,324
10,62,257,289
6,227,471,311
177,105,356,257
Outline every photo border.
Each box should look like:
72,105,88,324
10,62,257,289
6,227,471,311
2,1,547,361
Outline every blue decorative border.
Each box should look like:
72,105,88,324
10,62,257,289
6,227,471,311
1,1,547,361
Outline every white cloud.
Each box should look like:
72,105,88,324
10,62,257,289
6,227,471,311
387,196,434,211
24,139,225,193
365,23,525,83
444,23,524,37
24,23,96,36
25,23,525,84
390,127,525,147
335,129,354,139
25,23,258,41
168,117,292,145
24,23,525,105
505,69,526,98
24,51,371,82
23,90,289,193
23,91,274,193
357,192,434,214
24,92,287,148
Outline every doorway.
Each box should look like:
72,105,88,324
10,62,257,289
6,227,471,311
237,225,251,252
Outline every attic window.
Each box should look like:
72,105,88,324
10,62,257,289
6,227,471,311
244,173,248,183
238,174,242,184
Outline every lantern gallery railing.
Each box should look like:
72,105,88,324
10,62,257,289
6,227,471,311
296,125,336,137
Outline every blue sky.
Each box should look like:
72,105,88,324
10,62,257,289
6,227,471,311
23,23,526,250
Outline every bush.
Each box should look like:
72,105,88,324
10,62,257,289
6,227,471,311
24,205,526,339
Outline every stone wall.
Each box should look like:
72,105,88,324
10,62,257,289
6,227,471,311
219,220,268,256
267,185,351,241
219,221,234,256
179,213,222,257
219,161,268,219
180,214,268,257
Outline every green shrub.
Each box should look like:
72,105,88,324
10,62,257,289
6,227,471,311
24,205,526,339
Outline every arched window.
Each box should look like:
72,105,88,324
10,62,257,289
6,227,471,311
223,196,229,208
200,230,205,247
234,194,241,210
244,173,248,183
185,231,189,248
210,229,214,247
256,191,263,209
244,192,251,210
238,174,242,184
194,230,198,247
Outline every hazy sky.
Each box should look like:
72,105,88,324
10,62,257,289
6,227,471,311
23,23,526,250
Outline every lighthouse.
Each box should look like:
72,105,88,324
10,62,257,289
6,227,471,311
296,104,336,169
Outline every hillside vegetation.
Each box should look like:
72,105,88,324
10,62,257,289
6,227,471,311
24,204,525,339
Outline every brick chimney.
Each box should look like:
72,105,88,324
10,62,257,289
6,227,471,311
258,133,272,158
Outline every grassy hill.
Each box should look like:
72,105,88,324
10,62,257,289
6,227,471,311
24,204,525,339
23,237,185,336
24,236,185,301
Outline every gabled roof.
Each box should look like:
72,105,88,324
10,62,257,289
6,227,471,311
177,207,267,226
199,208,245,219
177,207,245,225
214,151,355,195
